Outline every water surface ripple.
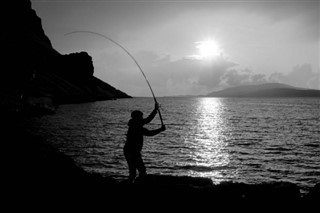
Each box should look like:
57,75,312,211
24,97,320,194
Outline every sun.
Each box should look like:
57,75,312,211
195,39,221,60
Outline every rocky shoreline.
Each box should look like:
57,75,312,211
3,124,318,209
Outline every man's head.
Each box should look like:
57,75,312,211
131,110,143,120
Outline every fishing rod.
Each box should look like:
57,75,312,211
64,31,164,125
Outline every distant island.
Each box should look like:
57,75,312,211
206,83,320,97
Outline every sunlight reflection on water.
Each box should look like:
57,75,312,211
179,98,237,183
24,97,320,194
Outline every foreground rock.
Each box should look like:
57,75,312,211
3,126,318,209
130,175,302,209
2,113,317,209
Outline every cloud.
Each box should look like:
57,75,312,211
94,50,319,97
250,73,268,84
221,69,251,87
94,50,278,96
133,51,243,95
269,64,320,89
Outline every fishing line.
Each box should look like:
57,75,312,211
64,31,164,125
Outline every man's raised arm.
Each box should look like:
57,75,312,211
142,103,159,125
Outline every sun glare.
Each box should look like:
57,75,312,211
195,39,221,60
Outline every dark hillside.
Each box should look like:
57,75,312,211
2,1,130,115
207,83,320,97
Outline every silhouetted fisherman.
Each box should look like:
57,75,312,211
124,103,166,183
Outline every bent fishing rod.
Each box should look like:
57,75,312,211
64,31,164,125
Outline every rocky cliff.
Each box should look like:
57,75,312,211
2,1,130,115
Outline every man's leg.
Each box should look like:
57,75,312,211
135,152,146,177
124,150,136,182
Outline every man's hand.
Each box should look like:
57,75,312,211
155,102,160,111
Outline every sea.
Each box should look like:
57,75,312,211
24,97,320,194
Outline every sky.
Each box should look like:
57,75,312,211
31,0,319,97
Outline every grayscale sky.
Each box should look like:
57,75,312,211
31,0,319,97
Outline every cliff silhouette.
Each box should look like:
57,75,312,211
2,1,130,115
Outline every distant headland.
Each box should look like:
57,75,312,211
206,83,320,98
163,83,320,98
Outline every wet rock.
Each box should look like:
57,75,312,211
123,175,302,210
302,182,320,208
3,127,312,210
